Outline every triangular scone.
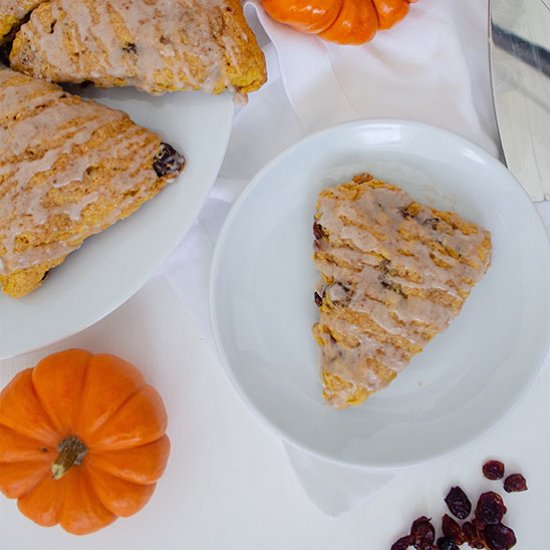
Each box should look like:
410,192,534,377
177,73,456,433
312,173,492,409
8,0,266,95
0,68,185,298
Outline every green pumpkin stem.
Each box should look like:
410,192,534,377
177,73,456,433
52,435,88,480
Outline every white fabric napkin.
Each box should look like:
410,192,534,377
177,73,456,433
162,0,524,516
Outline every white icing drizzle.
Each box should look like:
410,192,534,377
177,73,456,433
0,68,171,276
12,0,253,94
314,176,492,405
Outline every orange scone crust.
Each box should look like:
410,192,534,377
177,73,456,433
313,173,492,409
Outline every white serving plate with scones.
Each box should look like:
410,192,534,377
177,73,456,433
210,119,550,468
0,87,233,359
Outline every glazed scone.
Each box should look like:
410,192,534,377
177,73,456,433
0,0,44,43
0,68,185,299
9,0,266,95
312,173,492,409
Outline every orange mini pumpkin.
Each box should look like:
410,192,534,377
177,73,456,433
262,0,341,33
263,0,417,45
319,0,378,46
0,349,170,535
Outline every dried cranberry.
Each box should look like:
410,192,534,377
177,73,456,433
462,521,485,549
436,537,458,550
462,521,476,539
441,515,464,545
483,523,517,550
123,42,137,54
314,291,323,307
390,534,414,550
444,486,472,519
483,460,505,480
313,222,326,240
410,516,435,545
475,492,507,524
153,143,185,178
503,473,527,493
473,518,487,541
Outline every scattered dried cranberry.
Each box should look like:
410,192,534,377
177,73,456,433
444,486,471,520
314,291,323,307
410,516,435,545
462,521,475,539
483,460,505,480
313,222,326,240
503,473,528,493
473,518,487,538
390,534,414,550
391,460,524,550
441,515,464,545
475,492,507,525
123,42,137,54
436,537,458,550
483,523,517,550
462,521,485,549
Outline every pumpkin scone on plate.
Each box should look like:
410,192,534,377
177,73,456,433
8,0,266,95
0,67,185,299
313,173,492,409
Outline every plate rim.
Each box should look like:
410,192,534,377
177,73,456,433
210,117,550,469
1,92,234,360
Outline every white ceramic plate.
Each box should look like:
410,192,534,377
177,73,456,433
210,120,550,468
0,88,233,359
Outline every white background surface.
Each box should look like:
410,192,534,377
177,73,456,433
2,0,550,546
1,276,547,548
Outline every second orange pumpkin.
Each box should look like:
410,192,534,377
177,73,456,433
319,0,378,46
263,0,417,45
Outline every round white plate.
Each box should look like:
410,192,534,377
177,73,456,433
0,88,233,359
210,120,550,468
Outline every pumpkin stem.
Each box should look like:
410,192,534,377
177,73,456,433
52,435,88,480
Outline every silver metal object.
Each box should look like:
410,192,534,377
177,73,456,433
490,0,550,201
